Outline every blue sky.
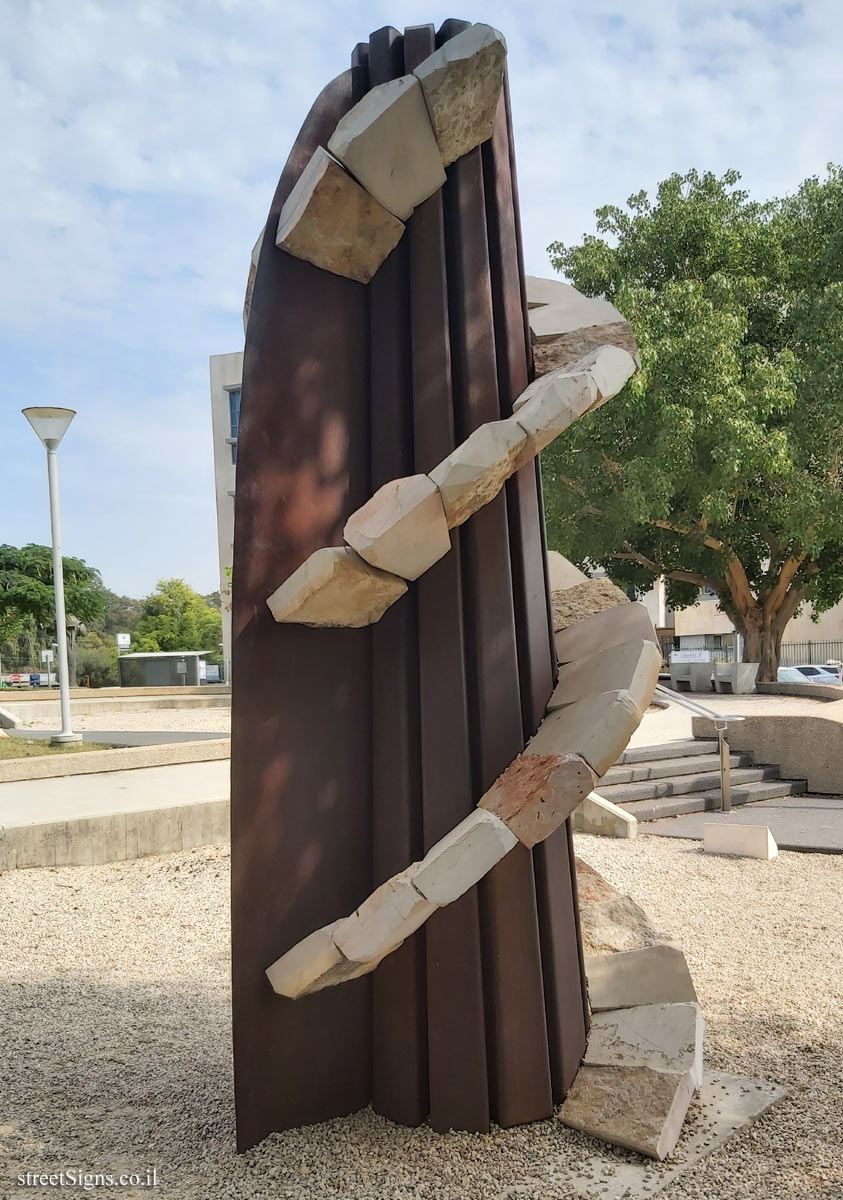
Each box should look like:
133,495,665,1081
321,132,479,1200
1,0,840,597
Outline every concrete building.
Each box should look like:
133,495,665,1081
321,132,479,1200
209,351,243,681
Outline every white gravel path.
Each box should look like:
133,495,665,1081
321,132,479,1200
1,835,840,1199
19,708,231,734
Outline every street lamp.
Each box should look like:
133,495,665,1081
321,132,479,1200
21,407,82,744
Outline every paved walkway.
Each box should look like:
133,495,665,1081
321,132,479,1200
643,794,843,853
13,729,225,747
0,759,229,826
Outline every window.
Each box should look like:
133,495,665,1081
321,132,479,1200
228,388,241,464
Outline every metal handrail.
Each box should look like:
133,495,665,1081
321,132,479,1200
653,684,745,813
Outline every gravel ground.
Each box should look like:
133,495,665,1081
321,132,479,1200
18,709,231,734
1,836,840,1199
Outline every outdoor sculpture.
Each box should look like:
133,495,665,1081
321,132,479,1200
231,18,664,1155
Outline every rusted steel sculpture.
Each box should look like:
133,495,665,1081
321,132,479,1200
230,18,656,1152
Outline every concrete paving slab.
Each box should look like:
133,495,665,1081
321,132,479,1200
517,1071,785,1200
13,728,225,746
0,759,229,825
642,795,843,853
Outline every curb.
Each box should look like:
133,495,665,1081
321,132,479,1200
0,738,231,784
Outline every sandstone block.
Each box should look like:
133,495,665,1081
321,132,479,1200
585,1002,705,1090
546,550,588,592
571,791,639,841
265,921,382,998
243,224,264,334
554,602,659,665
526,689,644,778
343,474,451,581
478,752,597,848
327,75,446,220
579,894,661,956
275,147,404,284
266,546,406,628
704,822,778,860
413,23,507,166
586,944,698,1011
512,367,598,460
428,418,528,527
551,578,629,634
332,871,437,964
560,1063,695,1160
574,857,621,906
412,809,517,905
549,639,662,714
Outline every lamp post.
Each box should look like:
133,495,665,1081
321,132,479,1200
21,407,82,744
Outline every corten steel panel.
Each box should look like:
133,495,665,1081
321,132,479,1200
231,18,588,1148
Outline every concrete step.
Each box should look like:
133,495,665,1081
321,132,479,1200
615,738,718,765
622,778,809,823
602,752,753,787
597,765,780,806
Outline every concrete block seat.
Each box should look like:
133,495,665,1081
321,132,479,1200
669,661,713,693
713,661,759,694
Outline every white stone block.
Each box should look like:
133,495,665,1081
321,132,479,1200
413,23,507,166
478,752,597,848
266,546,406,628
585,1002,705,1090
243,224,264,334
549,639,662,715
554,602,659,665
525,274,573,309
332,871,437,964
265,921,382,998
579,344,638,407
275,147,404,284
586,944,698,1011
412,809,517,905
703,823,778,860
571,791,638,839
527,689,644,778
428,418,528,528
527,287,630,342
343,474,451,581
546,550,588,592
328,75,446,220
512,368,598,459
560,1062,696,1161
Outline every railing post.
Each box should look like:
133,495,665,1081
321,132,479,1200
716,721,732,813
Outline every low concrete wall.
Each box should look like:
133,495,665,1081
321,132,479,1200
757,682,843,702
692,713,843,795
1,694,230,722
5,684,230,701
0,798,229,870
0,738,230,784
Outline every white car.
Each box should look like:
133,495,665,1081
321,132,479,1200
777,664,843,685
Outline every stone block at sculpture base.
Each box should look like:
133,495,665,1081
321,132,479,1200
554,602,659,664
551,578,630,634
327,75,446,220
572,791,638,839
585,1002,705,1089
478,752,597,848
550,639,662,714
560,1063,696,1161
275,147,404,284
428,418,528,528
265,922,381,998
266,546,407,628
579,894,660,955
704,823,778,860
413,23,507,166
412,810,517,905
343,474,451,581
332,872,437,963
527,690,644,778
586,944,698,1011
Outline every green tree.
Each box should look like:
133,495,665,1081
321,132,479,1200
75,630,119,688
545,166,843,680
0,544,105,646
97,587,143,636
134,579,222,653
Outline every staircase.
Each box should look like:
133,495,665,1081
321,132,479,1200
598,737,807,823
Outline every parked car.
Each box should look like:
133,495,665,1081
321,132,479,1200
777,664,843,684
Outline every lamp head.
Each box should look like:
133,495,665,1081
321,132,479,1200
22,407,76,450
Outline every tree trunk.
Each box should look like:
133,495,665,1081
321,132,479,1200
742,618,781,683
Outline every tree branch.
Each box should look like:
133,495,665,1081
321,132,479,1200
650,519,726,554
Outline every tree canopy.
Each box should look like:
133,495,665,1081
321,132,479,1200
544,166,843,679
0,543,105,645
133,578,222,654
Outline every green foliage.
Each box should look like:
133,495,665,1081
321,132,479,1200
544,167,843,674
0,544,106,641
134,579,222,654
75,630,119,688
97,588,143,636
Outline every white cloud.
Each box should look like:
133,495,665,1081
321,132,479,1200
1,0,841,595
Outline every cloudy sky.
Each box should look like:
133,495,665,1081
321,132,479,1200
1,0,840,598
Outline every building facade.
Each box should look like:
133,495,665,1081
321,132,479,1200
209,351,243,681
